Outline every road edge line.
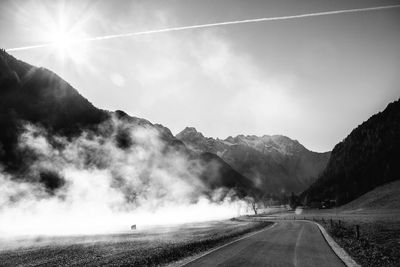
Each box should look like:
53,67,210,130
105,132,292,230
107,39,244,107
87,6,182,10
313,221,360,267
178,222,277,267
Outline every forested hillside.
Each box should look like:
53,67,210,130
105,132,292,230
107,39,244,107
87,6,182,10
302,98,400,205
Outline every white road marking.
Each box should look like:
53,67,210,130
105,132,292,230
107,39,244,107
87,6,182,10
293,224,305,267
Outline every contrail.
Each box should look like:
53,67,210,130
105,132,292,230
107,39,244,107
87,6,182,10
5,4,400,52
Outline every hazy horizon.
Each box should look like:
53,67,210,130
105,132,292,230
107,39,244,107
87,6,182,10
1,0,399,152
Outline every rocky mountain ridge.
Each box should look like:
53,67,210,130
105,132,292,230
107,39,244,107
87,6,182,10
176,127,331,195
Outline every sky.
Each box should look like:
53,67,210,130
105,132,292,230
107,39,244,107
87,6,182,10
1,0,399,152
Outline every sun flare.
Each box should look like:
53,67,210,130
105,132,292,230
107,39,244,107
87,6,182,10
10,0,94,65
44,26,89,65
48,29,76,57
51,31,74,49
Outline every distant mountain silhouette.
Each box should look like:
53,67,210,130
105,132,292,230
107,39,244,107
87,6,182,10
302,98,400,206
0,49,257,198
176,127,330,195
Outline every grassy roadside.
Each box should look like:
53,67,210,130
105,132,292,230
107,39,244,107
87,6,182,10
318,218,400,267
0,220,272,267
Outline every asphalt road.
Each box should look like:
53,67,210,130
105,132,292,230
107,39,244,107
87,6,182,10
184,220,345,267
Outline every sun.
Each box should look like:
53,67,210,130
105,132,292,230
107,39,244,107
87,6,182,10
50,30,75,55
7,0,95,70
51,31,74,49
44,23,89,65
29,2,92,64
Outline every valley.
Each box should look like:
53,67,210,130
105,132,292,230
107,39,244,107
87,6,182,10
1,3,399,264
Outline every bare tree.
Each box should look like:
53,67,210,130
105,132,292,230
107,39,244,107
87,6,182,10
251,200,258,215
245,196,258,215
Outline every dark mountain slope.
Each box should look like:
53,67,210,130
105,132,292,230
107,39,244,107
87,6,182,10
0,49,108,169
176,127,330,195
0,49,258,198
0,49,108,132
198,152,261,198
302,98,400,205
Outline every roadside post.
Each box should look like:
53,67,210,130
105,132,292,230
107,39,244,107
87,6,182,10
355,225,360,239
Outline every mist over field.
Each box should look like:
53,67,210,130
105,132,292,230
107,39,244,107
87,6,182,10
1,1,400,266
0,117,250,237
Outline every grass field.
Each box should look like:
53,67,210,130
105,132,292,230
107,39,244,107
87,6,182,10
319,217,400,267
0,220,272,266
340,180,400,211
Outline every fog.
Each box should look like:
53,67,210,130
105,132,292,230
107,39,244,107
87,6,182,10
0,117,251,237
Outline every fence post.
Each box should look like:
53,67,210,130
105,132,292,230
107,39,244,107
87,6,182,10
355,225,360,239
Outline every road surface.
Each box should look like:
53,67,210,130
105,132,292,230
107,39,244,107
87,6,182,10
184,220,345,267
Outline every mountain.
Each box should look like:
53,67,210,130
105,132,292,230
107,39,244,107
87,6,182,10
0,49,257,198
0,49,109,171
302,98,400,206
198,152,261,198
176,127,330,195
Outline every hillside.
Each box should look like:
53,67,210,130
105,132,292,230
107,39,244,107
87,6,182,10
302,98,400,205
339,180,400,211
176,127,330,195
0,49,257,198
0,49,109,170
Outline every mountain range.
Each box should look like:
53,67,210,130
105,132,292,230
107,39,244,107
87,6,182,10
176,127,330,195
0,49,331,199
0,49,257,198
2,48,399,208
